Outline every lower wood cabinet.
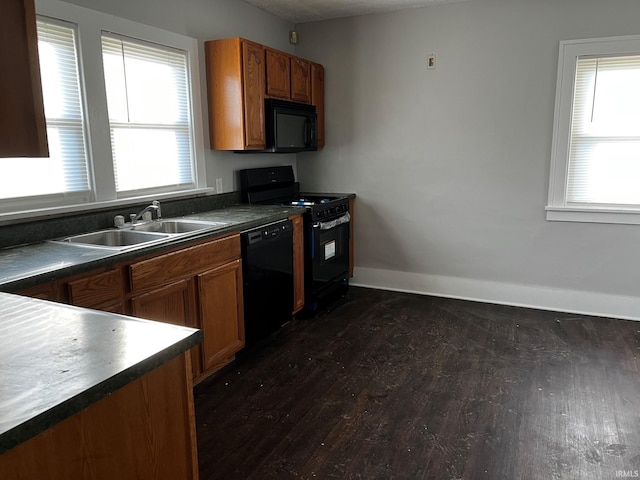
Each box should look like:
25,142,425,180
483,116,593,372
67,268,125,313
128,234,244,383
130,279,193,327
16,282,57,301
197,260,244,371
16,233,245,384
349,197,355,277
291,214,305,314
0,352,198,480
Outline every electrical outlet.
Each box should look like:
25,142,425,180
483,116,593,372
427,54,436,70
215,178,223,194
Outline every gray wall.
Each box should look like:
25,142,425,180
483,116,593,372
56,0,640,318
294,0,640,318
60,0,298,193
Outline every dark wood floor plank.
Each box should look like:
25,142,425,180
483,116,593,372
195,287,640,479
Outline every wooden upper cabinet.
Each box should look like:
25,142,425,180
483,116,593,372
205,37,265,150
242,40,266,149
1,0,48,157
265,48,291,99
205,37,324,151
265,51,311,105
311,62,325,148
291,57,311,104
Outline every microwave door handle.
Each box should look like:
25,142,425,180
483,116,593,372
310,118,316,145
303,118,311,147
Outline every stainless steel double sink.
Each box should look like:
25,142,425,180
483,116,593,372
52,219,229,250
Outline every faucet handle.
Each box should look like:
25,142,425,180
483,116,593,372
152,200,162,219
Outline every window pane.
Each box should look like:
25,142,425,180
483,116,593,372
567,55,640,206
110,126,193,191
0,20,90,202
101,34,195,194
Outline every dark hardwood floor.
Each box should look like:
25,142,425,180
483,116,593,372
194,286,640,479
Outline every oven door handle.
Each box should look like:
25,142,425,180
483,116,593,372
313,212,350,231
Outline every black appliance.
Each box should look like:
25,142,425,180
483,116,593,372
264,99,317,153
240,166,350,313
241,219,294,345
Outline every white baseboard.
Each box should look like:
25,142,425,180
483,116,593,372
351,267,640,321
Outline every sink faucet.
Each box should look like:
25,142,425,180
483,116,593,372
130,200,162,224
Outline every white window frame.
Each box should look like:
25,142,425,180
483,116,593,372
547,34,640,225
0,0,209,223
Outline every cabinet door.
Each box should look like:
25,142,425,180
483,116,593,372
198,260,244,372
265,48,290,99
242,40,266,149
311,63,325,148
67,268,124,313
130,278,202,379
0,0,48,157
291,57,311,104
292,215,305,313
130,279,193,327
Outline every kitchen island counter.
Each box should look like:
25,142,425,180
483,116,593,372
0,292,202,456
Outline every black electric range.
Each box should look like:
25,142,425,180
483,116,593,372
240,166,351,313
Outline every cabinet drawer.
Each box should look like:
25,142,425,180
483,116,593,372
130,234,240,292
67,269,123,308
18,282,58,301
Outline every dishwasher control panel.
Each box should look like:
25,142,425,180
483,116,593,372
245,220,292,245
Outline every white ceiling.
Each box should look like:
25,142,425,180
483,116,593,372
241,0,468,24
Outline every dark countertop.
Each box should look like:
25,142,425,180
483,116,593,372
0,204,305,291
0,198,350,453
0,292,203,455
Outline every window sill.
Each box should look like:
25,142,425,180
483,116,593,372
546,206,640,225
0,188,216,226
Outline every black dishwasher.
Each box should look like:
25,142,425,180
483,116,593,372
241,219,293,346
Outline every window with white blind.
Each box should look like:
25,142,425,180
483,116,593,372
101,34,195,196
0,0,206,219
547,35,640,224
0,18,91,208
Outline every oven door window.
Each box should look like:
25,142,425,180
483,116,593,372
312,220,349,285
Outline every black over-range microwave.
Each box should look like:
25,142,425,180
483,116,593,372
264,99,317,153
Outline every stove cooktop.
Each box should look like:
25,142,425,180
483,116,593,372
295,195,349,221
239,166,350,221
290,195,341,206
